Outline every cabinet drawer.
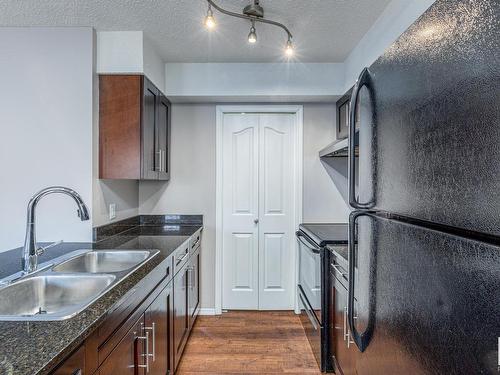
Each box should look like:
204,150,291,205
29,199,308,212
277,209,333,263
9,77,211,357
99,314,146,375
189,229,202,255
51,345,85,375
173,261,190,369
173,239,190,275
98,299,146,365
96,264,169,361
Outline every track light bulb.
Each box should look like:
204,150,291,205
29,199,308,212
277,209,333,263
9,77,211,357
205,5,216,30
248,24,257,44
285,39,294,56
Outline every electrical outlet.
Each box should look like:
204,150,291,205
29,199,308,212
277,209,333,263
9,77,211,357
109,203,116,220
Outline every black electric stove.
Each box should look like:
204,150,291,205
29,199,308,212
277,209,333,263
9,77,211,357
299,223,348,247
296,222,348,372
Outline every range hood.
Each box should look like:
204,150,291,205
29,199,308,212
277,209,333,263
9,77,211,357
319,132,358,158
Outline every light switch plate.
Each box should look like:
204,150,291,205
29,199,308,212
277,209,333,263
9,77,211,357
109,203,116,220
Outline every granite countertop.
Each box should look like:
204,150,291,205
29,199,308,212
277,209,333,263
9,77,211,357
326,243,348,262
0,215,202,375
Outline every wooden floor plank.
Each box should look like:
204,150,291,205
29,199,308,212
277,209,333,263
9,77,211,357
175,311,322,374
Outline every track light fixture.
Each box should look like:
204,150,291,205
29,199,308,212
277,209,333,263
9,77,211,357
285,37,294,56
204,0,294,57
204,4,216,29
248,20,257,44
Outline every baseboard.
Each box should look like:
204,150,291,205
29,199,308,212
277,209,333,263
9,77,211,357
199,308,218,315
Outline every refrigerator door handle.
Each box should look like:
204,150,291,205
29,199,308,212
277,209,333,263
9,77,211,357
348,67,374,209
347,210,375,352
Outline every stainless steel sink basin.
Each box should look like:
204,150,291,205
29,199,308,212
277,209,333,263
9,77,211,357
52,250,152,273
0,248,158,321
0,274,115,320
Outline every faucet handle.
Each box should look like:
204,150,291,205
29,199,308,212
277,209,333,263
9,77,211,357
36,240,63,256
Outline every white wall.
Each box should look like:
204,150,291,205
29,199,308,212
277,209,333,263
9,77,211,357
165,63,344,102
163,1,436,101
96,31,165,92
303,104,350,222
343,0,435,89
139,104,217,308
96,31,143,74
93,31,166,227
138,103,346,309
143,35,166,93
0,27,94,251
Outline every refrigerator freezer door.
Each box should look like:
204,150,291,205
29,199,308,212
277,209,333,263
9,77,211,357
352,0,500,235
348,212,500,374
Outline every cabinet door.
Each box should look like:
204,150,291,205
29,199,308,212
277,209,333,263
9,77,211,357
330,273,356,375
51,345,85,375
99,314,146,375
157,94,171,181
144,283,173,375
188,246,200,328
173,261,190,369
141,77,159,180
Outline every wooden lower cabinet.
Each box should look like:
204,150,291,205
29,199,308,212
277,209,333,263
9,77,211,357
98,314,146,375
51,238,201,375
145,283,174,375
188,246,200,329
52,345,86,375
330,270,357,375
173,260,190,369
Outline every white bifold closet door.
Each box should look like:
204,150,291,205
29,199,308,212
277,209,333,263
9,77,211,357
222,112,295,310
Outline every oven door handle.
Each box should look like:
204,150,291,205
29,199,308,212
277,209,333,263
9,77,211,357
296,232,321,254
298,290,320,330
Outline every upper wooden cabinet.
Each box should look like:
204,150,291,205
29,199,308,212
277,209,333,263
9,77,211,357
99,75,171,180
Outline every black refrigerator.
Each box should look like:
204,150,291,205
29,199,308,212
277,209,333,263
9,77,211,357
343,0,500,374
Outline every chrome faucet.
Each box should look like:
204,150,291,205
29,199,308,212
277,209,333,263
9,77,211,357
22,186,90,274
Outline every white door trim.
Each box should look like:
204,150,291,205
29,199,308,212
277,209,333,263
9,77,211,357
215,105,303,314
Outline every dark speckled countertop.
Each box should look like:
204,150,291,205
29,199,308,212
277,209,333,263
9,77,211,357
0,215,202,375
326,244,348,262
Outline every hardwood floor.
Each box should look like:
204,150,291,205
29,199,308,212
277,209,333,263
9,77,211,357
176,310,322,375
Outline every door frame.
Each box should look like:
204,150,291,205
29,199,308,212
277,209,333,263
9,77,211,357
215,105,304,314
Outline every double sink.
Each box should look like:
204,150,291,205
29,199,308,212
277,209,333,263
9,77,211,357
0,250,158,321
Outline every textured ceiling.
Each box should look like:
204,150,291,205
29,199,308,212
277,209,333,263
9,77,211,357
0,0,391,62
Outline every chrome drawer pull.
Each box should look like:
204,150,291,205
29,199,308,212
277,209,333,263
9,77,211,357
332,263,347,278
142,322,156,362
137,331,150,373
176,252,189,265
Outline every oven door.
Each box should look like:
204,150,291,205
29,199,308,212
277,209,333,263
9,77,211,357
297,230,322,324
298,285,322,368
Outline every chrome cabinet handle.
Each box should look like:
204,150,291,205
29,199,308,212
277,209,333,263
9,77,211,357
348,67,374,209
343,306,348,342
343,306,357,348
151,322,156,361
155,150,162,172
137,331,150,373
332,263,347,278
176,252,189,265
142,322,156,362
187,266,193,289
191,236,200,249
